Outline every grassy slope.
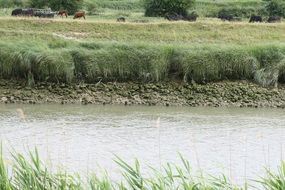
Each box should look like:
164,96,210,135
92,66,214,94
0,17,285,85
0,0,284,85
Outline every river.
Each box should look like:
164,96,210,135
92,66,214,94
0,104,285,185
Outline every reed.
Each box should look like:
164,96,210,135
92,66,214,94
2,148,285,189
0,149,242,190
258,161,285,190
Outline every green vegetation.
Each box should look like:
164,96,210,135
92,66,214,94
0,148,285,190
144,0,196,17
0,0,284,86
0,18,284,86
0,0,267,18
29,0,83,14
264,0,285,17
259,161,285,190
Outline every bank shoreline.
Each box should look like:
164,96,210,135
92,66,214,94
0,79,285,108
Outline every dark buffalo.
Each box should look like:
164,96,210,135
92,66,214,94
232,17,242,21
183,14,198,22
36,12,55,18
165,14,184,21
45,13,55,18
267,16,281,23
249,15,262,23
34,11,42,17
11,8,22,16
22,8,34,16
73,11,85,19
117,16,126,22
218,15,234,21
58,10,68,18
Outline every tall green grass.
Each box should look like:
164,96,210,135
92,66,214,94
1,148,285,190
1,40,285,86
258,161,285,190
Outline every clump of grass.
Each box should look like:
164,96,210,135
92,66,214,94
0,42,74,84
259,161,285,190
115,154,242,190
7,149,82,190
71,44,170,82
171,47,258,83
0,146,13,190
89,174,114,190
252,46,285,87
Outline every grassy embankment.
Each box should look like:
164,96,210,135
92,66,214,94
0,17,285,86
1,148,285,190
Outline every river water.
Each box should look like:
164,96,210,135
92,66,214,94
0,104,285,185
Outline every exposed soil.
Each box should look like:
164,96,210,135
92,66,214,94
0,79,285,108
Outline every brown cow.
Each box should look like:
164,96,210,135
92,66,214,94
58,10,68,18
73,11,85,19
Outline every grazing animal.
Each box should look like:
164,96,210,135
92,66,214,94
218,15,234,21
165,13,184,21
58,10,68,18
249,15,262,23
183,14,198,22
11,8,22,16
21,8,34,16
34,11,55,18
267,16,281,23
42,12,55,18
34,11,43,17
117,16,126,22
73,11,85,19
232,17,242,21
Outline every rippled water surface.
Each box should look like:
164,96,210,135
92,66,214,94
0,104,285,184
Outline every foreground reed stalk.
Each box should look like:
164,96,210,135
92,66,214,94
0,148,285,190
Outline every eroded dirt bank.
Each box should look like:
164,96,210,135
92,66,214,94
0,79,285,108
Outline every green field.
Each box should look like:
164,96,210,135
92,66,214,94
0,16,285,86
0,0,284,86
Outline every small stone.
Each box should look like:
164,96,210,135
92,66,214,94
1,97,8,102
